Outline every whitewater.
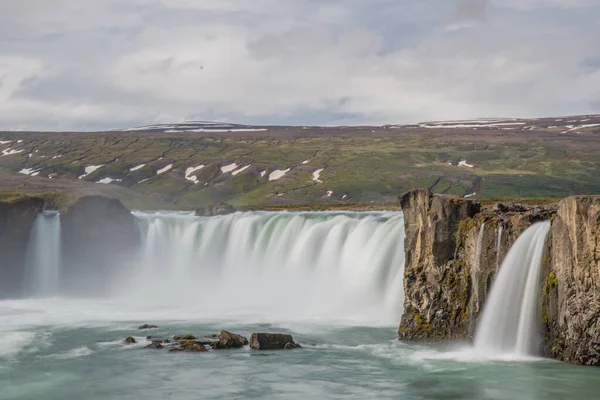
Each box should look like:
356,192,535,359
1,212,599,399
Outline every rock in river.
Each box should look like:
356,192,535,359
210,330,249,349
249,333,301,350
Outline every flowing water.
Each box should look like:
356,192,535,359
23,211,62,297
475,222,551,356
2,213,598,399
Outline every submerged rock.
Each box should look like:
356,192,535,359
249,333,301,350
210,330,248,349
146,337,170,343
123,337,137,345
173,334,196,341
195,203,235,217
138,324,158,330
169,341,208,353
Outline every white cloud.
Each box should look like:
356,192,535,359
0,0,598,130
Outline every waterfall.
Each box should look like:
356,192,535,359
496,225,503,270
128,211,406,324
474,221,551,356
473,223,486,283
24,211,62,297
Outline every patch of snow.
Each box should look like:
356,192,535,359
458,160,474,168
35,150,39,153
326,190,334,197
232,165,251,176
548,126,557,128
165,128,267,133
420,122,525,129
17,140,23,143
465,193,477,198
1,148,24,157
19,168,39,175
157,164,173,175
138,178,149,184
31,172,40,177
312,168,324,183
185,165,205,183
561,124,600,134
221,163,238,173
158,157,164,160
0,140,12,145
52,155,62,159
78,165,104,179
269,168,291,181
555,119,562,121
260,170,267,177
28,153,32,158
129,164,146,172
581,119,591,122
302,160,310,164
97,177,122,184
342,194,347,200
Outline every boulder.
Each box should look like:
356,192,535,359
169,341,208,353
249,333,301,350
210,330,248,349
123,337,137,345
138,324,157,330
145,341,164,349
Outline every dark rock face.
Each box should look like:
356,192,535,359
138,324,157,330
249,333,300,350
399,189,481,341
542,196,600,365
60,196,139,296
145,341,164,349
123,337,137,344
210,330,248,349
195,203,235,217
0,196,45,297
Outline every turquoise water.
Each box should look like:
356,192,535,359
1,300,599,400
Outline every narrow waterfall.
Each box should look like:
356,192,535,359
129,211,406,324
473,223,486,285
474,221,551,356
24,211,62,297
496,225,503,270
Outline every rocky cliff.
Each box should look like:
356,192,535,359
398,189,600,366
0,196,45,297
543,196,600,365
399,189,556,341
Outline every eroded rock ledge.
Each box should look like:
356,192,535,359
398,189,600,366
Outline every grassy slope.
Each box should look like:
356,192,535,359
0,122,599,208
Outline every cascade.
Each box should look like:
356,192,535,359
24,211,62,297
474,221,551,356
129,211,406,324
496,225,503,270
472,223,486,288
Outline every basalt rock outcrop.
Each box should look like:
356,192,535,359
60,196,140,296
398,189,600,366
542,196,600,365
399,189,557,341
0,195,45,297
249,333,301,350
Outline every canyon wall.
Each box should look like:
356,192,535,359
0,196,45,297
399,189,600,366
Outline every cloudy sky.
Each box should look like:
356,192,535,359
1,0,599,130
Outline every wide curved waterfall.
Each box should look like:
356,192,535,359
127,211,406,325
24,211,62,297
474,221,551,356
